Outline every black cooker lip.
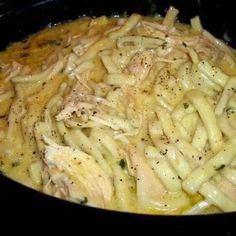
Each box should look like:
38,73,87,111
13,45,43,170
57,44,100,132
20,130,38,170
1,173,236,236
1,173,236,219
0,0,235,50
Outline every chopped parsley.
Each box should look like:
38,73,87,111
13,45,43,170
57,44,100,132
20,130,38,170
79,197,88,205
11,160,21,168
20,52,30,58
215,164,225,171
183,103,189,109
119,159,126,169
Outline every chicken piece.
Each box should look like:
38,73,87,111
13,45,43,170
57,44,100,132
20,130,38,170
127,146,167,209
127,146,190,211
154,67,184,108
5,61,23,80
56,76,112,121
73,34,101,56
43,137,113,207
125,50,154,82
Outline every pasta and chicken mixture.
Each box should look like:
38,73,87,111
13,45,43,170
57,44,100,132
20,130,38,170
1,6,236,214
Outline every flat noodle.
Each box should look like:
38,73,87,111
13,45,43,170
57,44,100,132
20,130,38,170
186,90,223,152
11,60,64,83
117,36,163,49
215,76,236,115
69,127,113,177
198,60,228,87
101,55,120,73
183,140,236,194
222,168,236,186
190,16,203,32
1,6,236,215
199,182,236,212
109,14,142,39
78,38,114,63
148,120,192,180
145,145,182,191
155,105,205,167
162,6,179,27
0,90,14,102
191,122,208,151
104,73,136,85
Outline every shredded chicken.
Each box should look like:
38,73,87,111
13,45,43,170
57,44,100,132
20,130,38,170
43,137,113,207
127,146,167,209
125,50,154,82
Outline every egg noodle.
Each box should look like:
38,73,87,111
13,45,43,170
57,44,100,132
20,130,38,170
0,6,236,214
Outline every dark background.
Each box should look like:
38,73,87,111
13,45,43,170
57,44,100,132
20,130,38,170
0,0,236,234
0,0,236,49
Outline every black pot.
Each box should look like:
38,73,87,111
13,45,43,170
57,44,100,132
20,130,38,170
0,0,235,233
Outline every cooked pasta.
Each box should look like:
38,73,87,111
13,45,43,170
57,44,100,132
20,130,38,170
0,6,236,215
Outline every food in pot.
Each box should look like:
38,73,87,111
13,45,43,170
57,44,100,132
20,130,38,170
0,6,236,214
